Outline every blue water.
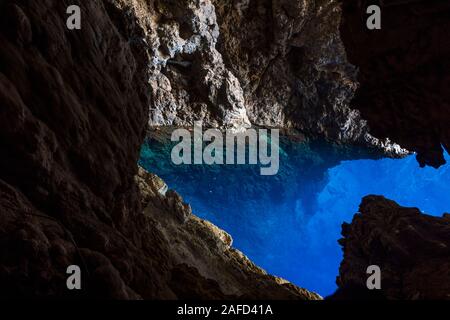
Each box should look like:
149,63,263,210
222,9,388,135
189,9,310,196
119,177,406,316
139,135,450,297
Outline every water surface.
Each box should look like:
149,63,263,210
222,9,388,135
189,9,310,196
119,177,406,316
139,134,450,297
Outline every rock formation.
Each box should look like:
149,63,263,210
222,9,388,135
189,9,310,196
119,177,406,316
340,0,450,168
0,0,448,300
0,0,150,298
146,0,407,155
0,0,319,299
332,1,450,299
137,168,321,300
332,196,450,300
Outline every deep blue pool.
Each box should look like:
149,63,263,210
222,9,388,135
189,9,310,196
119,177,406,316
139,133,450,297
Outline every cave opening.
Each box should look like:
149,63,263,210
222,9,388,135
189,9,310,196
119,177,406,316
139,131,450,297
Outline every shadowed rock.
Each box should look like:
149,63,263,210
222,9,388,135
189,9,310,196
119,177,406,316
0,0,319,299
332,196,450,300
340,0,450,168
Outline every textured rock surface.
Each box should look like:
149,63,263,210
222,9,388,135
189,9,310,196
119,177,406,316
214,0,358,135
332,196,450,300
145,0,407,155
340,0,450,167
0,0,149,298
1,0,448,301
0,0,319,299
137,168,321,299
146,0,251,130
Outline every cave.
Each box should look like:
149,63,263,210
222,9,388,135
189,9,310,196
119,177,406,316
140,132,450,297
1,0,449,303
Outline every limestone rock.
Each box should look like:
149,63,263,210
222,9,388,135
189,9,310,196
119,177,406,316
145,0,251,131
145,0,408,156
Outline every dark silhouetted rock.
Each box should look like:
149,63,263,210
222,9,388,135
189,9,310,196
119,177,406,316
332,196,450,300
340,0,450,168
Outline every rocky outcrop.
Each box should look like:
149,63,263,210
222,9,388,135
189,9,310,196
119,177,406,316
145,0,407,155
145,0,251,130
340,0,450,167
137,168,321,299
0,0,319,299
214,0,359,136
332,196,450,300
1,0,448,300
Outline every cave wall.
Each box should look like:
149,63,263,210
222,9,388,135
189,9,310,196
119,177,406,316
146,0,407,156
0,0,320,299
147,0,450,165
340,0,450,167
0,0,150,297
214,0,358,137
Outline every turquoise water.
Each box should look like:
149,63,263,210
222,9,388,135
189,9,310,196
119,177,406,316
139,135,450,297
